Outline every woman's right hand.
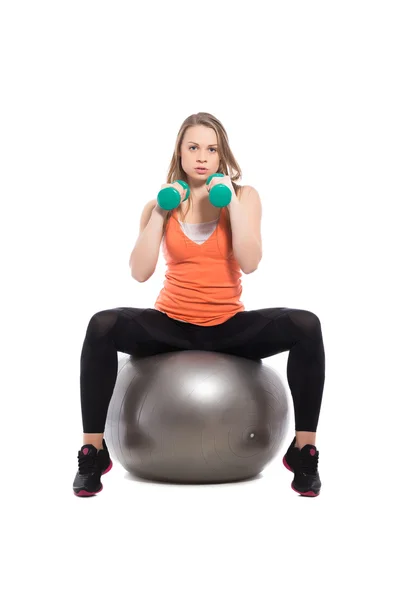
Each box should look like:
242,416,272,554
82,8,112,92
159,181,189,205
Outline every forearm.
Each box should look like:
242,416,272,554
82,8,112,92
228,197,262,273
129,206,166,282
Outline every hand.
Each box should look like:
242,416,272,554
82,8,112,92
206,174,236,200
159,182,188,204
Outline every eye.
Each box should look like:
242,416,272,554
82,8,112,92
189,146,217,152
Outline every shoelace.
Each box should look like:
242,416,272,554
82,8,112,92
299,451,319,475
78,451,99,474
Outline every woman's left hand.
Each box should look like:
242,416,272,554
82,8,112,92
206,174,236,200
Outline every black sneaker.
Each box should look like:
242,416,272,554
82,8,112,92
282,436,300,473
98,438,113,476
73,439,113,497
291,444,321,497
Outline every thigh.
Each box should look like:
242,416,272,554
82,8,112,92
98,307,196,357
195,307,301,359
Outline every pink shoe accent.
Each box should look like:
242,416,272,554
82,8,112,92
282,456,293,472
74,483,103,497
102,459,113,475
83,448,89,455
310,448,316,456
291,482,319,497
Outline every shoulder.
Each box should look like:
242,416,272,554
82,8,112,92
244,185,260,195
237,185,261,201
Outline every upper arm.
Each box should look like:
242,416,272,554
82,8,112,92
139,199,157,234
241,186,262,249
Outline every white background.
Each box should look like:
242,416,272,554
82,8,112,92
1,1,399,598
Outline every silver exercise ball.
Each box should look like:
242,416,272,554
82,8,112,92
105,351,289,484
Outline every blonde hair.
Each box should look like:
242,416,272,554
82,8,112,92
162,112,243,234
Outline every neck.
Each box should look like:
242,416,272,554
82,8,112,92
187,176,208,194
189,197,211,213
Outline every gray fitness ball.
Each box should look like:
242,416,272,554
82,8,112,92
105,351,290,484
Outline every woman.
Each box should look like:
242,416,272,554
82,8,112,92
73,112,326,498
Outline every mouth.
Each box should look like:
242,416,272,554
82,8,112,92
195,167,208,172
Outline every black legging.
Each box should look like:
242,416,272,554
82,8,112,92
80,307,325,434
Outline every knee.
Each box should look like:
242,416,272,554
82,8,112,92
290,310,322,337
87,309,119,338
305,311,321,330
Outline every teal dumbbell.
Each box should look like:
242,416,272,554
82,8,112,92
206,173,232,207
157,180,190,210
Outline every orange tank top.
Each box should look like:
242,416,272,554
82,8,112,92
154,206,245,326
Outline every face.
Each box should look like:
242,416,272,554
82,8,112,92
180,125,220,184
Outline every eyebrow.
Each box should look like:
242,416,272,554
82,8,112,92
187,141,218,147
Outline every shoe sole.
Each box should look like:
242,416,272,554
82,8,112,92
283,456,319,497
282,456,294,472
291,482,319,497
73,459,113,497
